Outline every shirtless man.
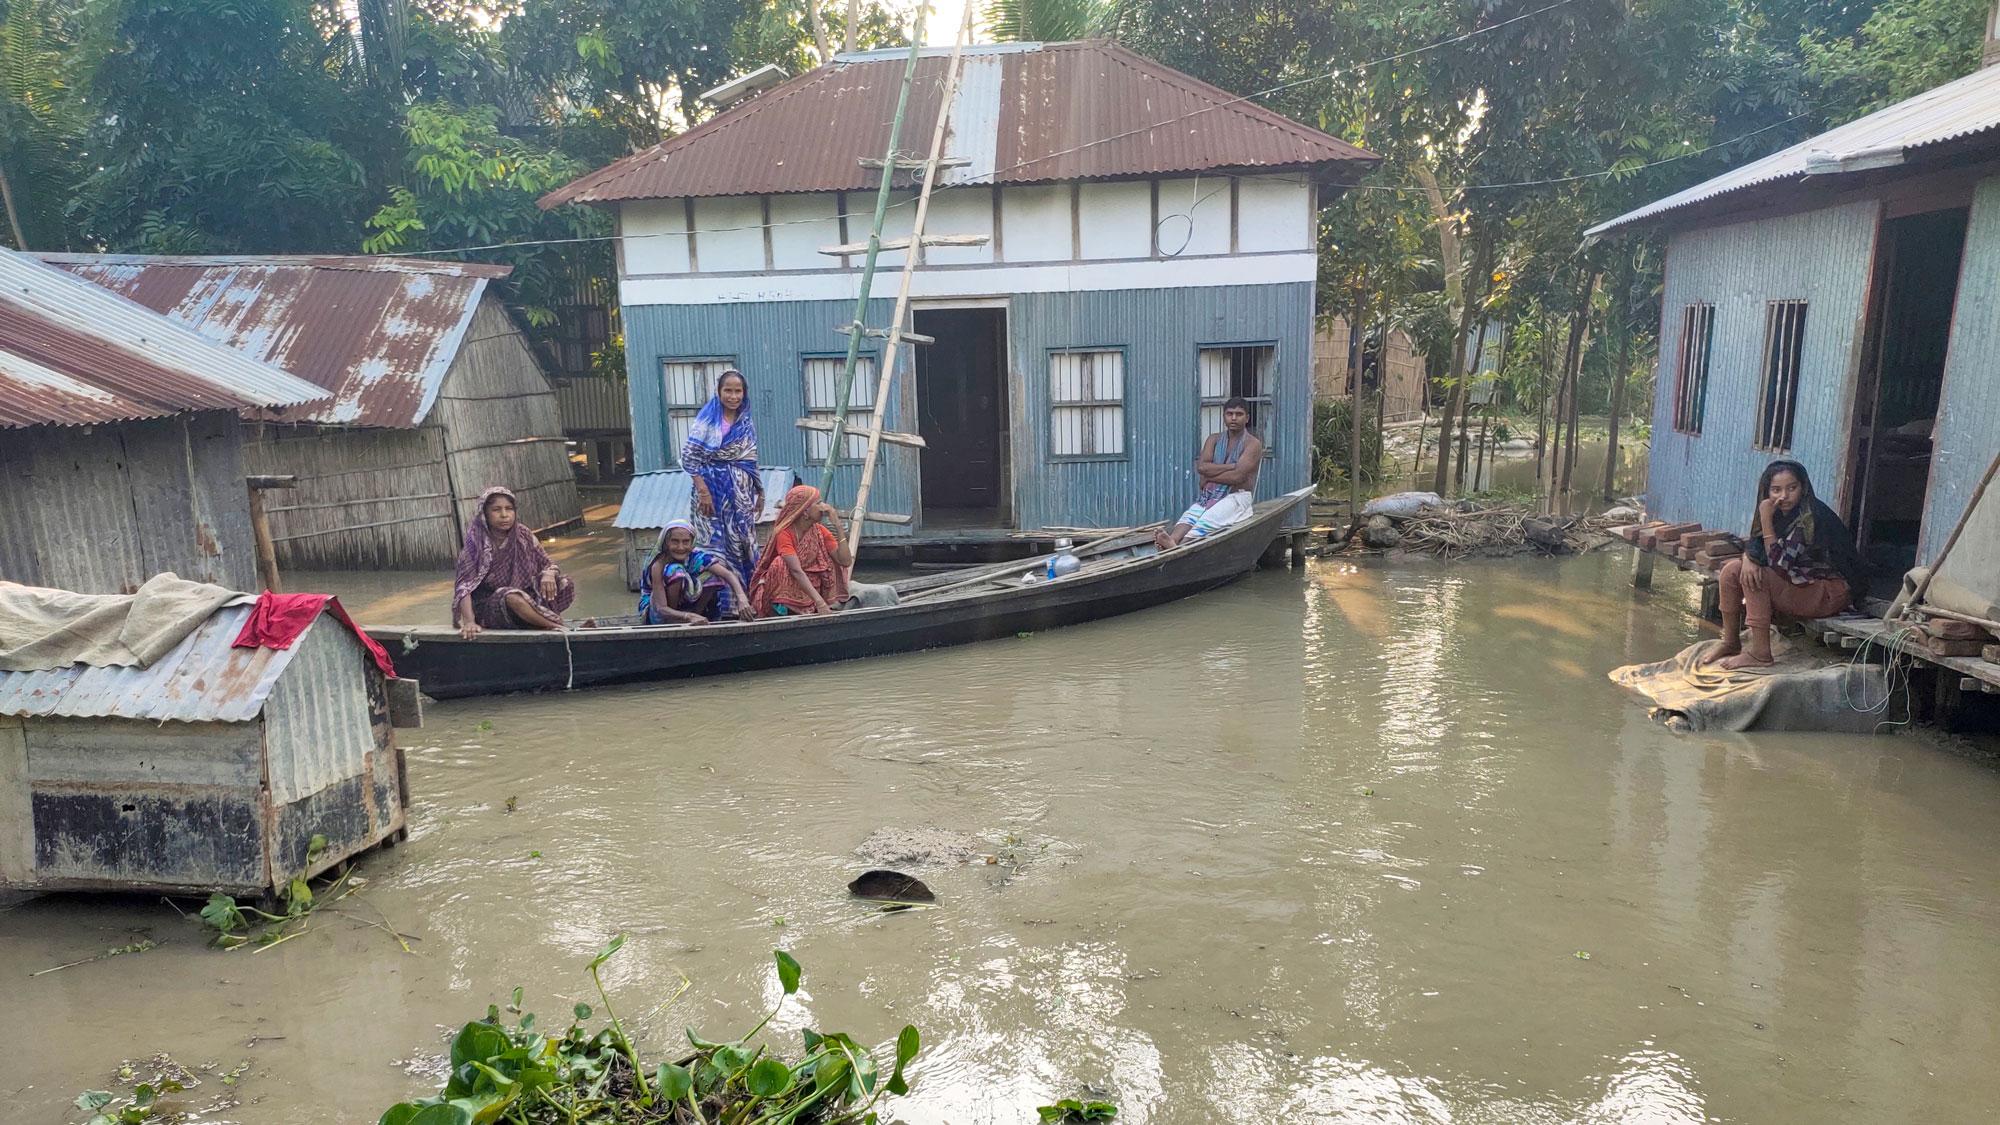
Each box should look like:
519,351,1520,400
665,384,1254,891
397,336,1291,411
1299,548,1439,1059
1155,397,1263,550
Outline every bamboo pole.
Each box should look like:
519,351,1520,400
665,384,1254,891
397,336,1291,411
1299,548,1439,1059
1908,446,2000,612
817,7,927,501
245,475,298,593
845,2,975,554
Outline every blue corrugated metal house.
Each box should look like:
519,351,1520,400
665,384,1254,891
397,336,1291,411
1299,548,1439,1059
1589,57,2000,589
542,40,1377,537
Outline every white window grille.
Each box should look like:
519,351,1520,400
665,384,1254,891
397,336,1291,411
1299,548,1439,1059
1198,345,1275,447
1049,350,1126,458
803,356,877,462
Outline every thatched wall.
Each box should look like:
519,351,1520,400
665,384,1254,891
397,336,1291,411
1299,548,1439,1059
435,301,584,538
245,425,460,570
0,411,257,593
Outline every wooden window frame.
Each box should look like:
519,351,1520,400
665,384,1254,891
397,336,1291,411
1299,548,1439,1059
1754,300,1808,452
1671,303,1716,436
1048,347,1129,462
1197,342,1278,454
661,356,735,466
802,353,878,464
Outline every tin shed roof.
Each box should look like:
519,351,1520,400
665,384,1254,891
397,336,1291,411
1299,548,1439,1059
542,40,1377,207
0,247,328,430
40,253,512,429
1589,64,2000,238
0,603,297,723
614,467,800,528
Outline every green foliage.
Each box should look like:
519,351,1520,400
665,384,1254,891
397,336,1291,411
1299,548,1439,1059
0,0,85,248
982,0,1133,42
364,102,609,320
379,939,922,1125
1803,0,1989,121
1313,394,1385,487
1038,1098,1119,1122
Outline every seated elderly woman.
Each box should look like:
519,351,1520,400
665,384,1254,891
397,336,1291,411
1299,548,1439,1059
452,486,575,639
639,520,753,625
746,485,852,616
1708,459,1868,670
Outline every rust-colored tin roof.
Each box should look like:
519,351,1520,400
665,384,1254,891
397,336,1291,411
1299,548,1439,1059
0,247,328,430
542,40,1376,207
41,253,512,429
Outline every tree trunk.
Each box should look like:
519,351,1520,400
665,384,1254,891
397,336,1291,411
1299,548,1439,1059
1348,295,1366,516
807,2,832,63
1535,318,1555,490
844,0,860,52
1474,407,1492,491
1455,316,1489,493
1415,164,1465,497
0,161,27,250
1558,274,1601,510
1601,267,1633,502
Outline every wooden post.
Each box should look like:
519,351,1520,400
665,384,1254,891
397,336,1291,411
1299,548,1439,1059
245,474,298,593
1347,296,1365,520
1908,446,2000,612
1630,547,1656,590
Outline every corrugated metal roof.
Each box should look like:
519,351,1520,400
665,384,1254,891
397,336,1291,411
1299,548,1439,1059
542,40,1376,207
0,604,303,723
1589,64,2000,238
0,247,329,429
40,253,513,429
613,466,800,528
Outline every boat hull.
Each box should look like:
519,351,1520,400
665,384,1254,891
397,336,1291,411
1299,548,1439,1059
369,490,1307,699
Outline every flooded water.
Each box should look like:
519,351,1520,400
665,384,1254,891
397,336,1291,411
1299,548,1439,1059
7,552,2000,1124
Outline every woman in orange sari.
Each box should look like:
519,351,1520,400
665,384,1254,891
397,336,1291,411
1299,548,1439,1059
747,485,852,616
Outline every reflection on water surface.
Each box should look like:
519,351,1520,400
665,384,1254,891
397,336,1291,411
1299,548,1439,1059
4,552,1998,1124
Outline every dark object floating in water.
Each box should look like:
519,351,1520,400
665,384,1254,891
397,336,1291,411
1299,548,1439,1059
848,869,936,904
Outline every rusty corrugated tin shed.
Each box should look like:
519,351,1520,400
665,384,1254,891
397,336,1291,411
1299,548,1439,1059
40,253,513,429
1589,64,2000,238
541,40,1377,208
0,246,328,429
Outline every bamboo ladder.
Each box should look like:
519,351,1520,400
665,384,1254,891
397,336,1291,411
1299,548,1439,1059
800,2,982,552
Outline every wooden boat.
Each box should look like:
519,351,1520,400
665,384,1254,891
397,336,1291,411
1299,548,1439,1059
368,487,1312,699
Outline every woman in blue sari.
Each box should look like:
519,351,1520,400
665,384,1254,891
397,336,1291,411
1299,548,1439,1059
681,368,762,615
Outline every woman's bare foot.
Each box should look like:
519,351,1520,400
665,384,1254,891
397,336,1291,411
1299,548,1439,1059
1706,639,1741,664
1716,651,1775,671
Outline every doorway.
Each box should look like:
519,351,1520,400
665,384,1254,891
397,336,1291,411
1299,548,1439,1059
1847,207,1969,594
914,306,1010,527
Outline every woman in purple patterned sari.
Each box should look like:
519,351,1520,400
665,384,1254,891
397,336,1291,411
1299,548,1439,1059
681,369,762,616
451,486,575,639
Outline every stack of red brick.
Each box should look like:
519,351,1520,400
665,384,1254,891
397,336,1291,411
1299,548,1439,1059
1905,611,2000,663
1610,521,1745,574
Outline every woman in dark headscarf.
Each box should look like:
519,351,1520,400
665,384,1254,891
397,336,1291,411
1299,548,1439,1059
1709,459,1867,669
452,486,576,639
681,369,761,617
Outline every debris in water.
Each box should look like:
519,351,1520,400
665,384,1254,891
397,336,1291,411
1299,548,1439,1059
848,869,936,904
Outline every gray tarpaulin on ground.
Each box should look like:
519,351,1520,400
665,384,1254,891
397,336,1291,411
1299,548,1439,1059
0,574,248,671
1609,639,1893,733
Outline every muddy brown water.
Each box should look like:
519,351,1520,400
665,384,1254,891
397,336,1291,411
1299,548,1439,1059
7,552,2000,1123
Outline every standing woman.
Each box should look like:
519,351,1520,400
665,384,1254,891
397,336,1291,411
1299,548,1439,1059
1710,460,1867,669
452,486,576,639
681,368,763,617
747,485,853,616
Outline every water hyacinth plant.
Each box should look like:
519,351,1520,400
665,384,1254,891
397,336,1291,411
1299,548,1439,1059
380,936,921,1124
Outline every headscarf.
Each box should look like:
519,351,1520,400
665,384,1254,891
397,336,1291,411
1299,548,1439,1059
452,486,555,606
656,518,697,555
747,485,848,616
681,371,758,472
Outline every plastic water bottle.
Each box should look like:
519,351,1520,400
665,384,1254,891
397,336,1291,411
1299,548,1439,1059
1046,537,1081,580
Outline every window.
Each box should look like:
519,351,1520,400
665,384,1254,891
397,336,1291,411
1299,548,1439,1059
1198,345,1275,447
803,355,877,462
1049,349,1126,458
1672,303,1716,435
663,357,734,462
1756,300,1808,451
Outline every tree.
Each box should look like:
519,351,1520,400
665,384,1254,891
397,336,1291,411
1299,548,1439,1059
363,103,610,322
75,0,369,253
1804,0,1989,121
981,0,1133,42
0,0,85,248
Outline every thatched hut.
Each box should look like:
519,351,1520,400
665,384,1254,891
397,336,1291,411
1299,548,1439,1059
43,254,584,570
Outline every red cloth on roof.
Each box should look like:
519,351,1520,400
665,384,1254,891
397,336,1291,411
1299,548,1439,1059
232,592,397,679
